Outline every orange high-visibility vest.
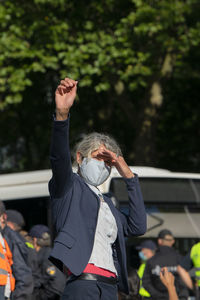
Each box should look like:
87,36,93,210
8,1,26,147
0,237,15,291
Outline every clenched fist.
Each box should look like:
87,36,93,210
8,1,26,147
55,77,78,121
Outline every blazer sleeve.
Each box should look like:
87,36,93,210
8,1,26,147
118,175,147,236
49,116,74,199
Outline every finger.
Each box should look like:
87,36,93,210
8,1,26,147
59,84,72,93
60,80,73,88
57,85,73,96
96,153,111,161
163,267,168,272
100,149,117,157
98,152,117,161
161,267,165,272
64,77,77,84
111,159,117,163
98,156,116,166
95,152,113,161
160,271,164,279
64,78,77,87
64,79,74,87
56,86,64,96
98,148,113,155
98,147,112,154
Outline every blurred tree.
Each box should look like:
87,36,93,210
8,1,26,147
0,0,199,172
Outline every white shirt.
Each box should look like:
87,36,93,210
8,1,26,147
87,184,118,274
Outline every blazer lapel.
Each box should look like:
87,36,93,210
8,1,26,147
103,196,123,234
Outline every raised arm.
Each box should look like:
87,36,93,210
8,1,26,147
49,78,78,198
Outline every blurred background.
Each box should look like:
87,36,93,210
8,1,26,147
0,0,200,174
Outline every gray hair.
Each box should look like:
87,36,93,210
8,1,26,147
73,132,122,165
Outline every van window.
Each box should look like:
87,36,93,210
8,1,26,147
109,178,200,204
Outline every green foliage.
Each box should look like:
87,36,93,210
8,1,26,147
0,0,200,172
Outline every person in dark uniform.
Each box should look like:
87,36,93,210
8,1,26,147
137,240,157,298
0,202,33,300
6,209,41,300
0,204,15,300
29,225,66,300
142,229,190,300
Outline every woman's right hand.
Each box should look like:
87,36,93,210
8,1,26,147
55,77,78,120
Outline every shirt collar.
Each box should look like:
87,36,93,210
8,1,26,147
87,183,102,197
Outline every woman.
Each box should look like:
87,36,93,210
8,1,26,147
48,77,147,300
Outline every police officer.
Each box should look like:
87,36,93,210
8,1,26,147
6,209,41,300
0,201,33,300
137,240,157,298
29,225,66,300
181,241,200,299
142,229,190,300
0,203,15,300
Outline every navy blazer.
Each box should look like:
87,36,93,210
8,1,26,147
49,117,146,294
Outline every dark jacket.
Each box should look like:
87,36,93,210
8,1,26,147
25,242,42,300
3,226,33,300
48,116,147,294
142,246,189,300
37,247,66,300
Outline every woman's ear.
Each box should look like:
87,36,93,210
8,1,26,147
76,152,82,165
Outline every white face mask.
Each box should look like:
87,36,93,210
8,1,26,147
79,158,111,186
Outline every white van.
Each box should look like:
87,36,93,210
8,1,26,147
1,167,200,254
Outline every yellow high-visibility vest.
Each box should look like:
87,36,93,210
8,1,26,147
190,242,200,287
138,262,151,297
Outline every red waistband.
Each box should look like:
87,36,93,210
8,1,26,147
83,264,117,278
67,263,117,278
